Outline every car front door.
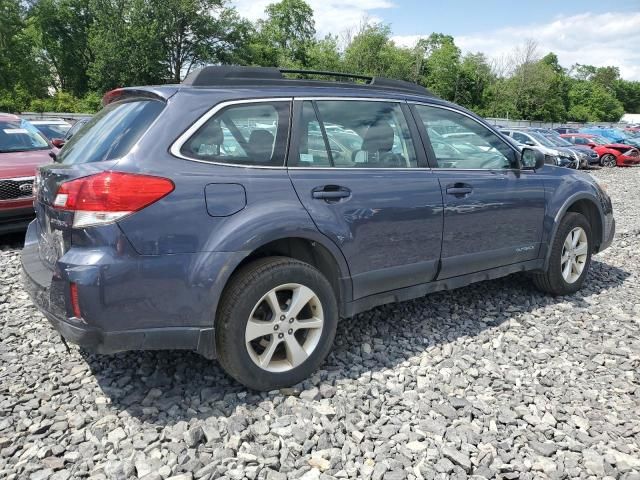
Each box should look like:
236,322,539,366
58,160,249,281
411,104,546,279
287,99,443,299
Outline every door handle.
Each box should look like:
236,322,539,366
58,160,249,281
312,186,351,200
446,183,473,196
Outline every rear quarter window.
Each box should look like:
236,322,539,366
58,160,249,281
178,101,291,167
58,99,164,165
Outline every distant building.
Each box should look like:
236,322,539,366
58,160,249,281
621,113,640,124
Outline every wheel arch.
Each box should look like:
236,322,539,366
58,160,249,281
544,193,604,269
217,234,353,319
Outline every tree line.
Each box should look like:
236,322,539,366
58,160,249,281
1,0,639,121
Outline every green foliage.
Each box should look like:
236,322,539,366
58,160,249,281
30,0,93,96
343,24,414,81
26,91,102,113
568,81,625,122
259,0,316,67
1,0,638,121
416,34,461,101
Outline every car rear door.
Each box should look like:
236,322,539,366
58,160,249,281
287,99,443,300
411,103,546,279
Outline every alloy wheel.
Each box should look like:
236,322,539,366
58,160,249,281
601,154,616,168
245,283,324,372
561,227,589,284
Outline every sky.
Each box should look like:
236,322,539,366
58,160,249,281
231,0,640,80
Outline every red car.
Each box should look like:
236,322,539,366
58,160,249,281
560,133,640,167
0,113,55,234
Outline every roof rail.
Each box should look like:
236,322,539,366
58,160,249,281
182,66,435,97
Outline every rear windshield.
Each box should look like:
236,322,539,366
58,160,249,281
58,99,164,164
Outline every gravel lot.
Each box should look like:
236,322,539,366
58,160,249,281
1,168,639,480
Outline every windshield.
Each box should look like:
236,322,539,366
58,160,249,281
529,132,556,148
589,136,609,145
58,99,165,164
0,119,50,153
34,123,70,140
542,133,572,147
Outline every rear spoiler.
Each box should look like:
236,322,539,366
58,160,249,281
102,87,178,106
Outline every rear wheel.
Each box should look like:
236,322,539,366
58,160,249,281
216,257,338,390
533,212,592,296
600,153,617,168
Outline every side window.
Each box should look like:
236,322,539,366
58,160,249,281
511,132,531,145
414,105,515,169
574,137,587,145
180,101,290,166
291,100,417,168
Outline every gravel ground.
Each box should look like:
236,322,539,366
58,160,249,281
1,168,639,480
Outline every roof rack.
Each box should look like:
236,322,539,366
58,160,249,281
182,66,435,97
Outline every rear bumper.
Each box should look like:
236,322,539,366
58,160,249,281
20,221,243,359
0,205,34,234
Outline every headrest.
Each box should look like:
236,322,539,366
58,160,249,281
362,122,394,154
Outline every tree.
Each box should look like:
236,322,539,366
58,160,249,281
154,0,249,82
0,0,50,96
456,52,494,111
614,80,640,113
88,0,247,91
343,23,414,80
568,81,624,122
415,33,461,101
305,35,342,72
592,66,620,91
258,0,316,67
31,0,93,96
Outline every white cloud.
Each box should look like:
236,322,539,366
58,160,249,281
393,11,640,80
231,0,394,37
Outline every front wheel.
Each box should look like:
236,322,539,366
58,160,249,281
600,153,617,168
216,257,338,391
533,212,592,296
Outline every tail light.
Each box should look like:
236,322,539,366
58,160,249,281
53,171,174,227
70,283,82,318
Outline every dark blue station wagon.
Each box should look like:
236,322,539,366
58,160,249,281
22,67,615,390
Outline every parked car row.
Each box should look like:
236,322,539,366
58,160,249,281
552,126,640,167
500,127,598,169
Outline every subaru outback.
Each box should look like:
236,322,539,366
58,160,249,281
22,67,615,390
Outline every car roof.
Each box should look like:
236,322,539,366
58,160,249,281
114,66,449,105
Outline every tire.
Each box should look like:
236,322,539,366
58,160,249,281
600,153,617,168
533,212,592,296
215,256,338,391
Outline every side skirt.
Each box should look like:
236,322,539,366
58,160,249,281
342,259,544,318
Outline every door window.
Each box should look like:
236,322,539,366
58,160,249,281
414,105,515,169
291,100,417,168
180,101,290,166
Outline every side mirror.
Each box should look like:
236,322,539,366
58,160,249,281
587,142,597,148
521,148,545,170
524,140,535,147
51,138,65,148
